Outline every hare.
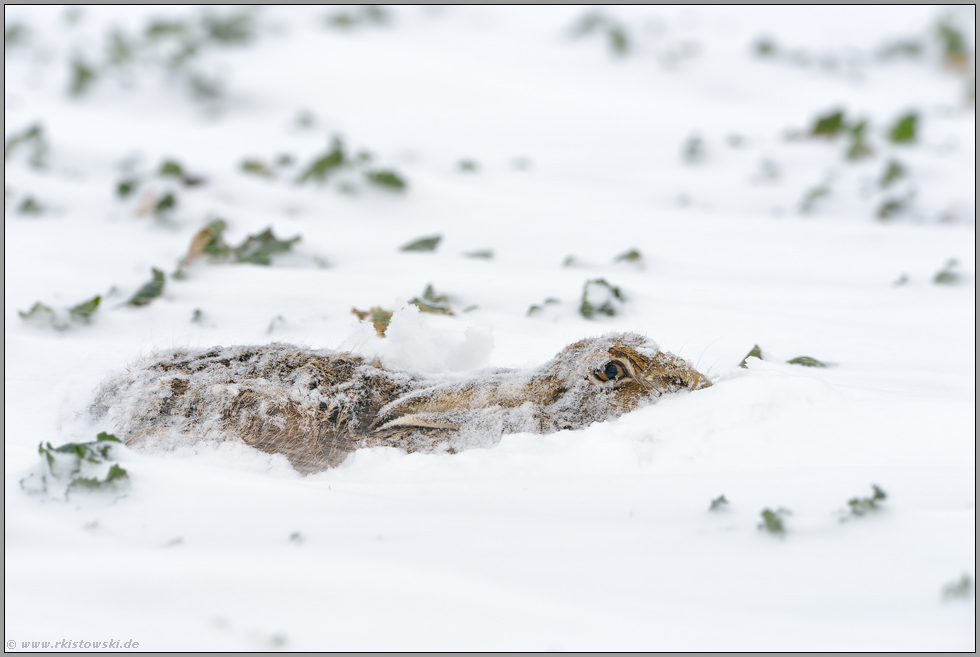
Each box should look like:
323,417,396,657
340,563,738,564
91,332,711,474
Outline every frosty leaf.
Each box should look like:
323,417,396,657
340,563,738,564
365,169,407,190
184,219,230,263
933,259,960,285
846,484,887,517
191,309,204,323
202,10,253,44
810,110,845,137
683,135,704,163
145,19,187,39
888,113,917,144
799,184,829,214
709,495,729,511
241,158,274,177
936,21,969,69
409,285,453,315
401,235,441,252
69,57,97,96
758,507,789,534
754,37,777,57
298,138,346,183
352,306,394,337
117,177,139,197
18,302,57,323
786,355,827,368
879,160,905,188
527,297,559,317
30,432,128,495
18,196,43,215
739,344,762,368
4,123,47,166
877,197,907,220
942,574,974,601
127,268,166,306
580,279,623,319
69,295,101,322
233,228,301,266
845,120,873,160
5,23,28,48
155,192,177,215
465,250,493,259
159,160,184,177
614,249,642,263
458,160,478,172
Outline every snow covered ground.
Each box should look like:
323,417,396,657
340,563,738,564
4,5,975,651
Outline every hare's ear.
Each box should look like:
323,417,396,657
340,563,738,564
372,414,459,431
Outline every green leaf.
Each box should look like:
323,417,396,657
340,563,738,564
739,344,762,368
847,484,887,517
409,284,453,315
298,138,346,183
18,301,56,323
709,495,729,511
18,196,43,215
879,160,905,188
159,160,184,177
127,268,166,306
202,10,253,44
810,110,845,137
758,508,789,534
155,192,177,214
351,306,394,337
941,574,974,600
241,158,274,177
888,113,917,144
786,355,827,368
465,249,493,259
877,197,907,220
400,235,441,252
69,57,97,96
96,432,121,442
527,297,559,317
458,159,479,172
233,228,300,266
4,123,45,162
933,258,960,285
614,248,642,263
116,178,139,197
365,169,407,190
69,295,101,321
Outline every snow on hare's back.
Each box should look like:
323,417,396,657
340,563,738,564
91,332,711,474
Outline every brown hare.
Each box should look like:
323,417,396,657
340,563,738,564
92,332,711,474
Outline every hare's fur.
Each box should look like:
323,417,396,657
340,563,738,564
92,332,711,474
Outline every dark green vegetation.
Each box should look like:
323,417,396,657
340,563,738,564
932,259,960,285
4,123,47,167
571,11,630,56
709,495,729,511
527,297,560,317
741,345,829,368
758,508,790,535
846,484,887,517
184,220,301,266
400,235,441,252
127,269,166,306
580,279,623,319
19,295,101,330
25,432,129,495
297,137,407,192
410,285,453,315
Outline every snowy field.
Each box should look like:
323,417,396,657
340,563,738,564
4,5,976,651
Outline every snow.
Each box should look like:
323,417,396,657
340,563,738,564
4,5,975,651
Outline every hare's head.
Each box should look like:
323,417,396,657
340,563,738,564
371,333,711,437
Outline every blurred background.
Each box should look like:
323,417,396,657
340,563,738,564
4,5,976,651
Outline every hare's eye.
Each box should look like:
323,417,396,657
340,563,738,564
596,361,628,382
